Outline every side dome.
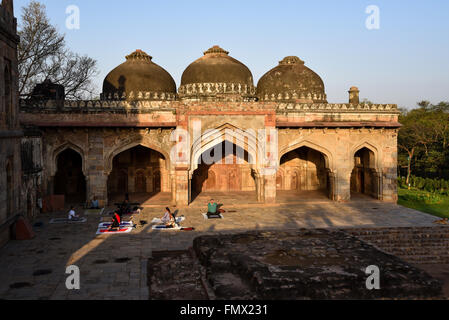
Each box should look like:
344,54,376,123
257,56,327,103
178,46,256,101
102,50,177,101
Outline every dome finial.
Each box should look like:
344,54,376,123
204,45,229,55
279,56,304,65
126,50,153,62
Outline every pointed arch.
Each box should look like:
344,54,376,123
350,142,382,199
279,140,334,171
51,142,86,176
190,122,262,173
105,140,170,174
350,141,381,170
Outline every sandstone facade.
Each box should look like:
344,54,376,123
20,100,400,207
18,46,400,208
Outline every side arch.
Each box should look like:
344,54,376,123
51,142,87,177
350,141,381,170
350,141,382,199
105,140,171,174
279,140,335,171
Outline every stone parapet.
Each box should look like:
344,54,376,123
277,103,399,113
20,99,399,115
20,99,177,114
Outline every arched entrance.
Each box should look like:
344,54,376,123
351,147,379,199
191,141,257,203
54,149,86,204
107,145,168,204
278,146,332,200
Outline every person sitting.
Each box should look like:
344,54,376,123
90,197,100,209
207,199,220,217
108,211,121,231
68,206,80,221
161,207,176,228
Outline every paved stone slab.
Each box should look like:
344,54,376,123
0,198,443,300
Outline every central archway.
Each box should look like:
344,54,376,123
190,140,257,204
107,145,169,205
277,146,333,201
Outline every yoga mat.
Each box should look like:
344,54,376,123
98,221,134,228
151,225,183,231
202,213,224,220
151,217,185,224
50,218,87,224
96,227,133,235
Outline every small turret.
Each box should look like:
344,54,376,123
348,86,360,105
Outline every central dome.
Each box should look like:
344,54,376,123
179,46,256,101
102,50,176,101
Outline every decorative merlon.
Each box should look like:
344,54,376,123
277,103,398,112
178,82,257,96
19,99,177,112
100,91,177,101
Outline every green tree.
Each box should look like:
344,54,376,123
398,101,449,182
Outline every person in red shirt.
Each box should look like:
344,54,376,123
108,211,121,231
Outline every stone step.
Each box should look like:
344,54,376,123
351,233,449,239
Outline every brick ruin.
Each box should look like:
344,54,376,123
148,229,444,300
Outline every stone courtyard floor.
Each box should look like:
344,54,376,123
0,196,445,300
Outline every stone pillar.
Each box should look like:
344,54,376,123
328,170,336,200
262,168,277,204
87,172,108,207
254,172,263,203
146,169,153,194
382,166,397,202
334,169,352,202
174,167,189,206
87,131,108,206
170,172,176,206
382,133,398,202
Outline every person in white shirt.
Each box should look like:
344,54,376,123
68,206,80,221
160,207,175,227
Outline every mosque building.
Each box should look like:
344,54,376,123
19,45,400,208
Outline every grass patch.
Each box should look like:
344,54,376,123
398,187,449,219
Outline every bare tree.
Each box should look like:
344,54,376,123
18,1,98,100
